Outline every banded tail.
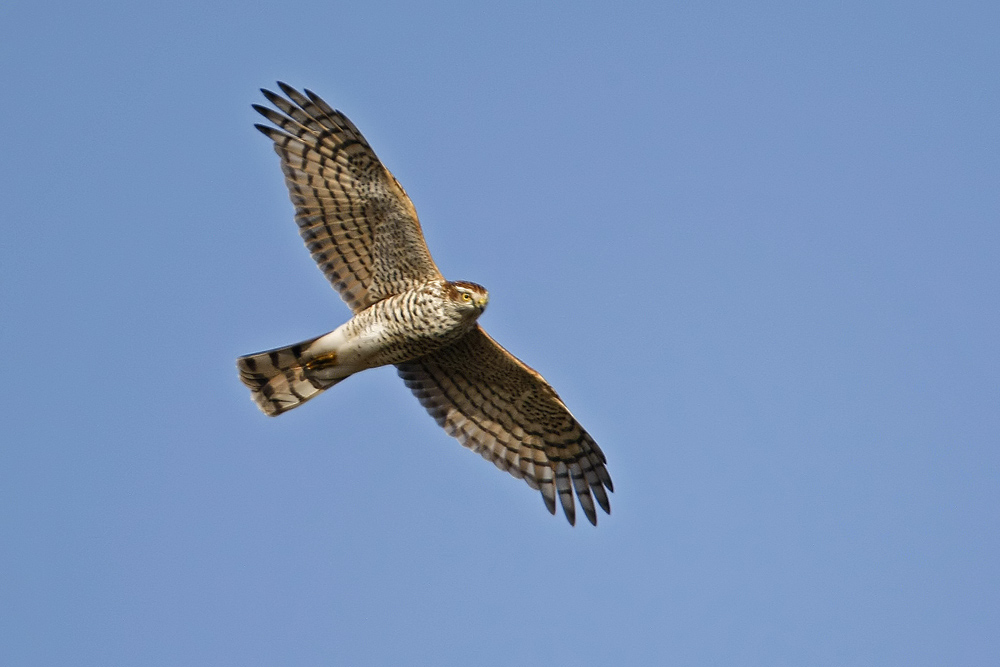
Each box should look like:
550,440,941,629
237,335,349,416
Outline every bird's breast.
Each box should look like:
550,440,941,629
341,284,477,368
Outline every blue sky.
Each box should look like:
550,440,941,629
2,1,998,664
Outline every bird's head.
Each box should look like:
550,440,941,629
447,280,489,320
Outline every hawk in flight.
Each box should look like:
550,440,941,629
238,83,613,525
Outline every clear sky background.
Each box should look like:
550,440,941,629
2,1,998,664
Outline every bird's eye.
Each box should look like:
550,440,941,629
462,292,472,301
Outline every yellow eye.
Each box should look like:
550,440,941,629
462,292,472,301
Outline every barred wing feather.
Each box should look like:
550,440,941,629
254,82,442,312
397,326,613,525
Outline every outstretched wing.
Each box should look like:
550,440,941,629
396,326,613,525
254,82,443,312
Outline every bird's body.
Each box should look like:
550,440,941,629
238,84,613,525
239,280,488,416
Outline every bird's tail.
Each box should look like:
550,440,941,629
237,335,348,416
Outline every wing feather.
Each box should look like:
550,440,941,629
254,83,442,312
397,326,612,525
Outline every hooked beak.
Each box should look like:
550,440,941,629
476,296,489,309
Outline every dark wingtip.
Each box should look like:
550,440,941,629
260,89,285,107
542,493,556,515
594,490,611,515
562,499,576,526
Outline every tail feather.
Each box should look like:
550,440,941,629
237,335,344,416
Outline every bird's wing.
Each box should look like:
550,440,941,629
397,326,613,525
254,82,443,312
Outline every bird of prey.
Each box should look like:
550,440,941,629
238,83,613,525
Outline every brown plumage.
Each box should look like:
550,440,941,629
238,83,613,525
